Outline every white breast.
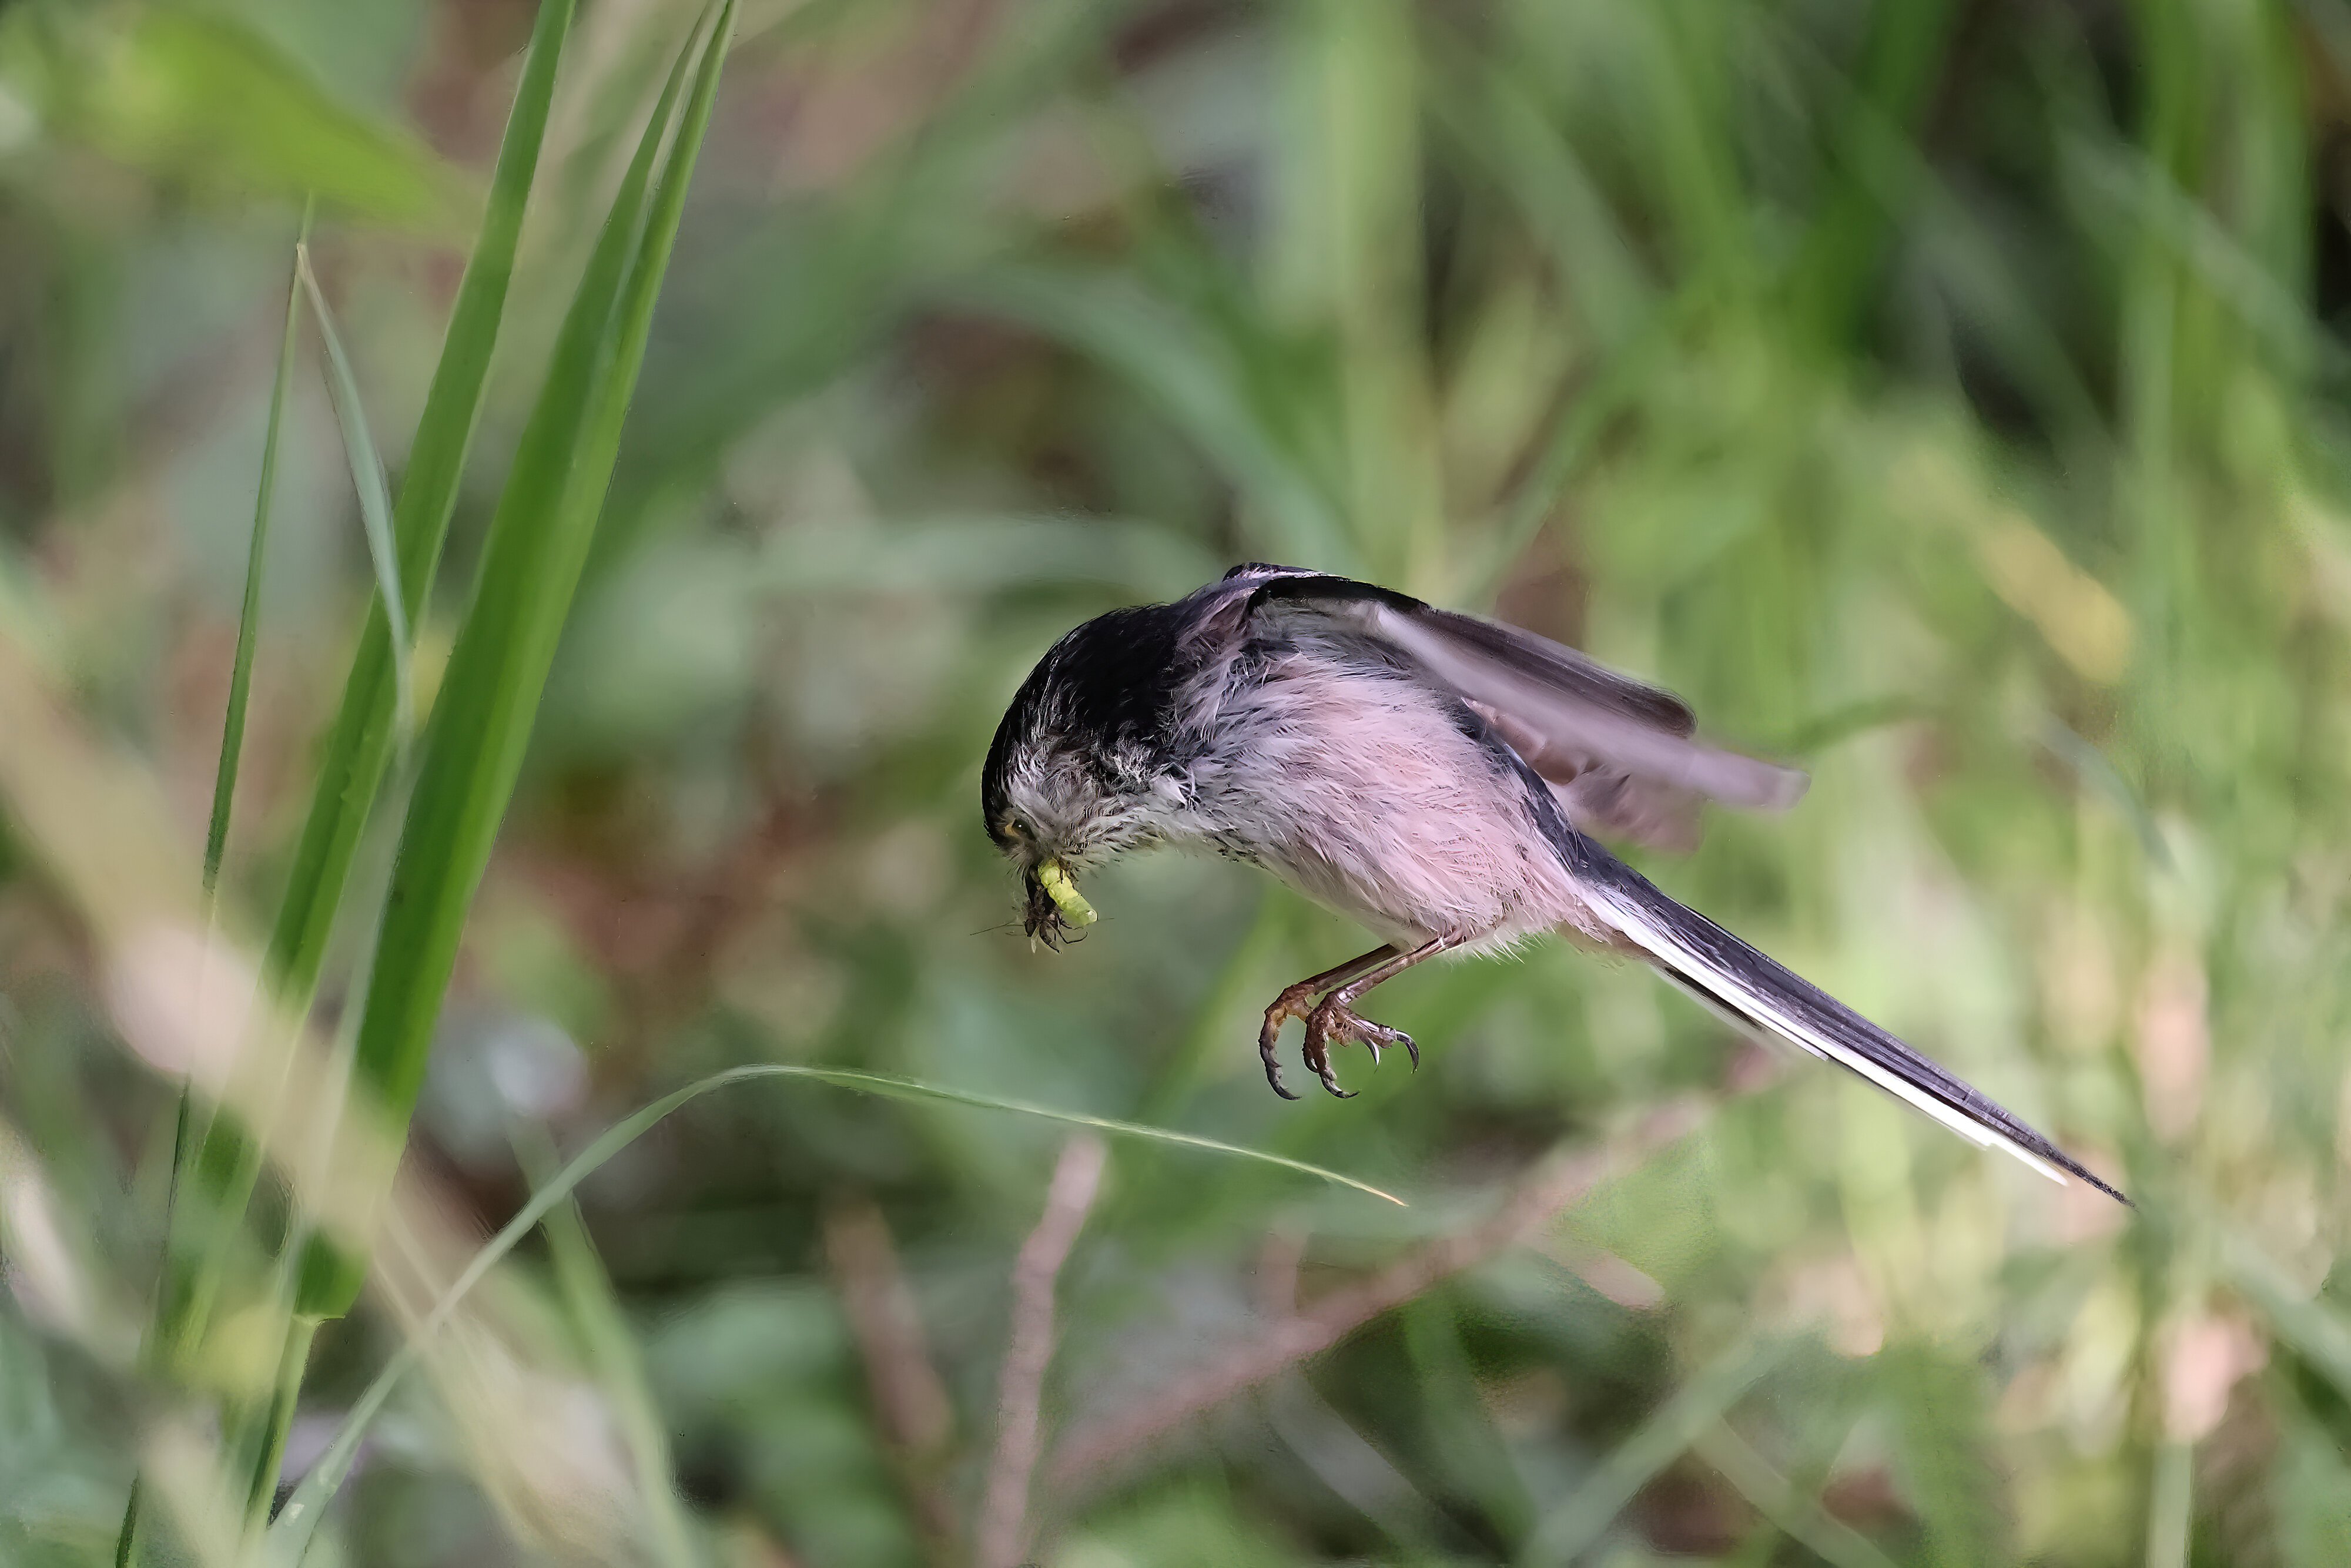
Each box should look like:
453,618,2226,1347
1175,645,1595,954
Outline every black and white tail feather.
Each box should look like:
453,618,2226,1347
1572,843,2130,1205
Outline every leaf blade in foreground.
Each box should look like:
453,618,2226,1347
168,0,582,1348
267,0,578,1006
294,1,731,1319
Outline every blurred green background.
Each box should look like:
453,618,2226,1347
4,0,2350,1563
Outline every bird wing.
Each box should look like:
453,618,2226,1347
1224,565,1806,848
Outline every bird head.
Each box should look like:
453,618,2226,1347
980,605,1189,947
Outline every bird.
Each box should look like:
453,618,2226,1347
980,562,2128,1205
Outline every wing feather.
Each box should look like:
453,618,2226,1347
1228,565,1807,846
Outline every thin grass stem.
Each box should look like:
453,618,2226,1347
204,196,314,900
294,244,413,743
111,1479,140,1568
119,196,314,1568
242,1315,321,1537
1514,1337,1792,1565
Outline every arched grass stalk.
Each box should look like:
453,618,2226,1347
267,1061,1403,1563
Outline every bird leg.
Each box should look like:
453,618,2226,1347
1257,946,1396,1100
1299,934,1463,1099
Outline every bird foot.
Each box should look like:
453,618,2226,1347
1257,979,1324,1101
1258,975,1418,1100
1299,1000,1416,1099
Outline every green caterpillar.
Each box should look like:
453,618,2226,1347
1037,858,1097,926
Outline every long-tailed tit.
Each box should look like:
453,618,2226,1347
982,563,2126,1204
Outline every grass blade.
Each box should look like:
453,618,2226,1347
1785,0,1961,346
123,199,316,1568
156,0,578,1448
240,1314,319,1540
203,197,313,900
2148,1435,2192,1568
67,10,463,229
295,245,413,741
766,1065,1406,1205
267,0,578,1008
515,1128,697,1568
1693,1422,1901,1568
952,262,1357,569
1515,1336,1791,1565
267,1060,1402,1562
112,1482,140,1568
2223,1230,2351,1400
295,0,734,1319
162,238,439,1369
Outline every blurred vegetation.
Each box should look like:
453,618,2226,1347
1,0,2350,1563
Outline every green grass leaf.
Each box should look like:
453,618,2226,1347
268,1061,1400,1562
162,226,420,1452
203,198,313,900
295,0,736,1319
952,262,1358,569
127,197,316,1568
161,0,577,1392
1692,1423,1899,1568
268,0,578,1010
294,244,413,743
2225,1231,2351,1403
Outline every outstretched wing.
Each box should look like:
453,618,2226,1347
1223,564,1806,849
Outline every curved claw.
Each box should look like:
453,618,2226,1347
1302,1016,1362,1098
1257,983,1324,1104
1305,1036,1354,1097
1258,1022,1301,1101
1365,1021,1415,1070
1347,1018,1415,1073
1261,972,1414,1103
1302,999,1422,1098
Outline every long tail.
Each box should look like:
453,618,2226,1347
1572,846,2130,1207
